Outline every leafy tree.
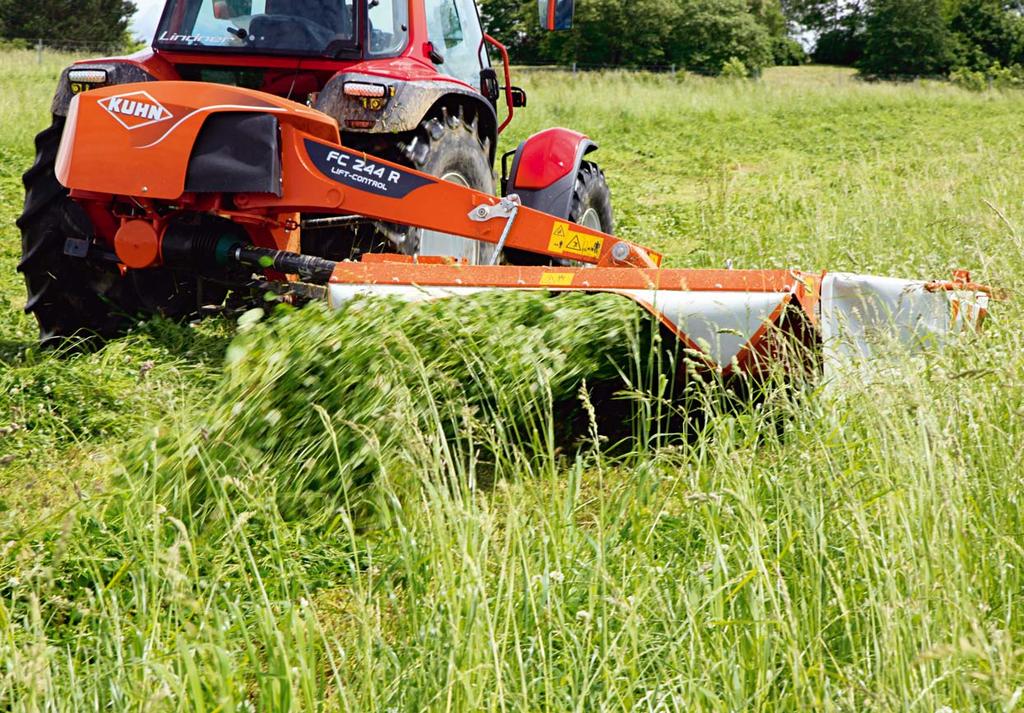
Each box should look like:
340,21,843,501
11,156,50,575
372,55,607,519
772,35,808,64
811,10,866,64
478,0,534,52
859,0,952,76
670,0,774,74
748,0,789,35
535,0,681,66
1,0,137,47
948,0,1024,70
781,0,867,31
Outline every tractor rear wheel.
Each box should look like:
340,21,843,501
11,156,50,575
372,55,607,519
403,107,495,264
18,116,210,346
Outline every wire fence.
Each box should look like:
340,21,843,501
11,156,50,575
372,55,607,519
0,37,139,61
508,62,683,74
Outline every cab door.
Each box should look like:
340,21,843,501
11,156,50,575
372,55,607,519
424,0,490,86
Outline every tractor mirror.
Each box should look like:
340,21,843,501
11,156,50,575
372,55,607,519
480,68,500,103
539,0,574,30
510,87,527,108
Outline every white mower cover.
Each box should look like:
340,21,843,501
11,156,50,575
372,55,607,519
819,273,989,380
329,272,989,380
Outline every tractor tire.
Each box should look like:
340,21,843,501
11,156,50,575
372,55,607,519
18,116,141,345
18,116,208,346
569,160,614,234
402,107,495,264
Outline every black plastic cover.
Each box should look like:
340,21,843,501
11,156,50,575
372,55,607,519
185,113,282,196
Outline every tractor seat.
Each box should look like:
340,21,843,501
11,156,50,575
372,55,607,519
248,0,353,48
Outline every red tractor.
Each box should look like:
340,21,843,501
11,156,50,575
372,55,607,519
19,0,611,342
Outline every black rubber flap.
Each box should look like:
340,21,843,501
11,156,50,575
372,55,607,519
185,113,282,196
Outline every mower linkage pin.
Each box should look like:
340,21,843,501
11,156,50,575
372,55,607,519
467,195,522,266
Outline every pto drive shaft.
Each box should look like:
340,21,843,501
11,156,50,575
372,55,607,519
159,224,338,284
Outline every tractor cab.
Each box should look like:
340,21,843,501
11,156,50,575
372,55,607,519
154,0,501,94
155,0,396,58
153,0,493,66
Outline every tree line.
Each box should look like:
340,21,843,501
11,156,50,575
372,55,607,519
483,0,1024,79
480,0,805,74
0,0,137,48
793,0,1024,78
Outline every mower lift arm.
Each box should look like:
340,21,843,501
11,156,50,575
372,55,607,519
231,123,662,269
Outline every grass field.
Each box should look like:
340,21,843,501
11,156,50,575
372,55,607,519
2,49,1024,711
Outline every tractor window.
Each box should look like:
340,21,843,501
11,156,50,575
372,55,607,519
156,0,358,56
424,0,488,86
366,0,409,57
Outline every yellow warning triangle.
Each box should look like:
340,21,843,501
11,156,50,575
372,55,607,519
553,224,566,238
566,235,583,251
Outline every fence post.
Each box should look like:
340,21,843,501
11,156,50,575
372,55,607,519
572,62,577,74
37,39,44,65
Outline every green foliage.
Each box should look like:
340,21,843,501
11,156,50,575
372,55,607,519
810,12,866,65
859,0,953,76
781,0,855,29
0,0,137,47
796,0,1024,77
720,55,751,76
948,0,1024,71
747,0,789,36
949,64,989,90
539,0,683,66
147,293,647,525
671,0,774,74
0,37,29,50
478,0,535,56
481,0,791,74
771,35,808,65
950,59,1024,90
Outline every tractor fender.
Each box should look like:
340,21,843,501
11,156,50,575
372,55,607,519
316,72,497,161
51,61,159,116
506,128,598,220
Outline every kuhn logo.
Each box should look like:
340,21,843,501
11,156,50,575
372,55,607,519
98,91,173,130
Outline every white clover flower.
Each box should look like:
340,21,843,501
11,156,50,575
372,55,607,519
549,571,564,584
576,609,591,623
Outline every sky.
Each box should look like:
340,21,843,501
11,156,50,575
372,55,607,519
132,0,165,41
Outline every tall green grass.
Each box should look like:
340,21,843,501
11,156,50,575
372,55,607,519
2,60,1024,710
4,296,1023,710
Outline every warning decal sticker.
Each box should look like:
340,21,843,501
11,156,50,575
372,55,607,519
547,221,604,259
305,139,434,199
539,272,575,287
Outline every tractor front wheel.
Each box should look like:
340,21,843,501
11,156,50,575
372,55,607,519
569,160,614,234
504,159,614,266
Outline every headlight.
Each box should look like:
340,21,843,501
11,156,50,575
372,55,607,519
68,68,108,94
